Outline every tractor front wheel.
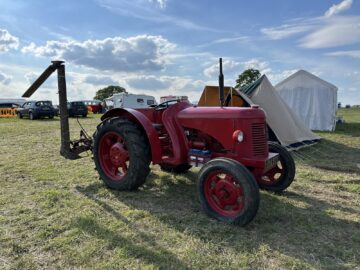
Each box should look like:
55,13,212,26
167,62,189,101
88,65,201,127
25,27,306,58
258,142,295,192
198,158,259,226
93,118,151,190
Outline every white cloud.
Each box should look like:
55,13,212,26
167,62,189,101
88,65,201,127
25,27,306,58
203,59,269,78
24,72,38,84
149,0,167,9
0,70,12,85
203,60,242,78
261,23,315,40
301,16,360,48
97,0,217,32
24,71,57,89
267,69,298,85
126,75,172,90
261,15,360,49
326,50,360,58
21,35,176,72
84,75,118,85
325,0,352,17
0,29,19,52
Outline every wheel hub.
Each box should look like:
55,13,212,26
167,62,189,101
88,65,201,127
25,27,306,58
109,142,128,166
214,180,239,205
204,170,245,216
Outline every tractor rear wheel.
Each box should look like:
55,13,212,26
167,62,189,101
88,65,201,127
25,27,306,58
160,163,191,174
198,158,259,226
258,142,295,192
93,118,151,190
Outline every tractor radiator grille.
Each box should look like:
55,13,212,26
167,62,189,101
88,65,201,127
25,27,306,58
252,123,267,157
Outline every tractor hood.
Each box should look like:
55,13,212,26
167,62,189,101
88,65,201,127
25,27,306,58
177,106,266,120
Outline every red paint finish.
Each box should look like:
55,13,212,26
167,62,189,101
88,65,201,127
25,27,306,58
101,103,276,182
101,108,162,164
204,170,245,217
99,132,128,181
161,102,191,165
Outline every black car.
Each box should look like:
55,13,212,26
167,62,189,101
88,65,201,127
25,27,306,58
17,100,55,120
67,101,88,117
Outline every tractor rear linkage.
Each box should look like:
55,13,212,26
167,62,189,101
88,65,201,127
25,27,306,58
22,61,93,159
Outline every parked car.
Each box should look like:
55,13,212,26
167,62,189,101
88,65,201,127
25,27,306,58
83,100,102,114
53,105,59,116
17,100,55,120
67,101,88,117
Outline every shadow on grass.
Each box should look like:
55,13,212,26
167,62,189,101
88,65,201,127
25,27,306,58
294,137,360,173
76,172,360,268
73,215,190,269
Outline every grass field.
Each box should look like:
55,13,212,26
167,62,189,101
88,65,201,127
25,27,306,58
0,108,359,269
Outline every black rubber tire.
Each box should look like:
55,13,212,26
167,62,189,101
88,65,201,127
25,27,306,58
49,115,54,119
29,112,35,120
259,142,295,192
93,117,151,190
18,112,23,119
160,163,191,174
198,158,260,226
83,114,87,118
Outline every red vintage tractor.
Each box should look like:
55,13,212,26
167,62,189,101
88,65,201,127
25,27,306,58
23,59,295,226
92,59,295,226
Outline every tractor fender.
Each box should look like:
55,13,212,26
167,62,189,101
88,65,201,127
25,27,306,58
101,108,162,164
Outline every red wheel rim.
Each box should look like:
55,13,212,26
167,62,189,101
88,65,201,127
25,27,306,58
204,170,245,217
259,159,284,186
99,132,129,181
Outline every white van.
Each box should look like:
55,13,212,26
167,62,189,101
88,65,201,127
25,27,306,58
105,93,157,110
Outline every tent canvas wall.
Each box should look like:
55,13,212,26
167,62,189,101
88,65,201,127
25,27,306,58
275,70,337,131
198,75,320,149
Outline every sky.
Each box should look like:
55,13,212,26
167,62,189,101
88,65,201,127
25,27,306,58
0,0,359,105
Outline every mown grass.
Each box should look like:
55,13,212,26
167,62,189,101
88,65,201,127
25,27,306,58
0,109,359,269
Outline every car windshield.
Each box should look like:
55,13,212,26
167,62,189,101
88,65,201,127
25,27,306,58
35,101,52,106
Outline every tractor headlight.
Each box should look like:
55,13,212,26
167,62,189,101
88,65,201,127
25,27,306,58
233,130,244,143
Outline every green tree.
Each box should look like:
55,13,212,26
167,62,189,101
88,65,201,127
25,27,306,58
94,85,126,101
235,69,261,89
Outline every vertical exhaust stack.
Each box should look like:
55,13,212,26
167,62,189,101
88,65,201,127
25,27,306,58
218,58,224,107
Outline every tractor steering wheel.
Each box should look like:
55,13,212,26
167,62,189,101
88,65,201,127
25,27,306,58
153,99,180,111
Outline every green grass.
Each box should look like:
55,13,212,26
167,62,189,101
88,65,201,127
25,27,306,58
0,110,359,269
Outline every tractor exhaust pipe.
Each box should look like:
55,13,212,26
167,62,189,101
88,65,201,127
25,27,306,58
218,58,224,106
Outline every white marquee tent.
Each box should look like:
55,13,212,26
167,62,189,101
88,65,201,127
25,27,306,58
275,70,338,131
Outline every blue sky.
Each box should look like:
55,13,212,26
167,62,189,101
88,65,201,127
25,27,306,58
0,0,359,105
